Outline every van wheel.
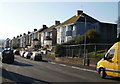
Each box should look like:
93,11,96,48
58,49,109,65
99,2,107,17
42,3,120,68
100,68,106,79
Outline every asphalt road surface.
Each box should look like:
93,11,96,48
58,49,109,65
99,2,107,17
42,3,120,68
1,55,120,84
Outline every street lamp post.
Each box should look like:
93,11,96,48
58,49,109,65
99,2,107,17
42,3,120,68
83,16,87,66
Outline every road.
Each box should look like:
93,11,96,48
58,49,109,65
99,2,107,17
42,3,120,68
1,55,120,84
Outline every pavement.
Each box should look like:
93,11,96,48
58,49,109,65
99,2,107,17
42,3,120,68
1,55,120,84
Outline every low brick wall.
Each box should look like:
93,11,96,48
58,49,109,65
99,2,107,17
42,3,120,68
56,57,97,67
55,57,83,65
42,55,98,67
42,55,55,61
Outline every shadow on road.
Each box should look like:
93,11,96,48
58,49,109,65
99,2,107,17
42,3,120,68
12,61,33,67
41,60,49,63
32,60,49,63
2,68,50,84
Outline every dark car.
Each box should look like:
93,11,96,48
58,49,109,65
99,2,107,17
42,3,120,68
24,52,33,59
30,52,42,61
2,50,14,64
13,50,20,55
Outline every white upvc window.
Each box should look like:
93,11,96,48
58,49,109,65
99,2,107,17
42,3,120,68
57,27,60,32
46,32,50,36
41,32,44,36
73,25,76,31
60,27,63,32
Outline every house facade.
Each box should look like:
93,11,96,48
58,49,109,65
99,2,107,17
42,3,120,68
3,10,117,51
25,31,31,48
56,10,117,44
40,21,59,47
3,38,10,48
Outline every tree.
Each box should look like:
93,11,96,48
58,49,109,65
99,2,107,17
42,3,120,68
86,29,100,43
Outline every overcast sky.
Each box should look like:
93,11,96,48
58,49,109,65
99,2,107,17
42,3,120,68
0,1,119,40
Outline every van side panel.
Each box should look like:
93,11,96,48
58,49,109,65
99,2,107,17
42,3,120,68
105,42,119,77
118,43,120,77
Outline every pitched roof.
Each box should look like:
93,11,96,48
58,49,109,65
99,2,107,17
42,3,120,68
38,27,48,32
58,15,81,26
57,13,99,27
42,25,57,32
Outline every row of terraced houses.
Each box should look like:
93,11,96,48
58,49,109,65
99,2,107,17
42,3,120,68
2,10,117,51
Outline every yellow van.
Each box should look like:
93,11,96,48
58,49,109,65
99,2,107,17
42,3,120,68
97,42,120,78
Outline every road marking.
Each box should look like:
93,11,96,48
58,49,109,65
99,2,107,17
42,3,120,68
59,64,67,67
71,66,97,73
50,62,56,64
49,62,97,73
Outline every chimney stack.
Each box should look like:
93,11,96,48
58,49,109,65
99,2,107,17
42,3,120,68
20,34,22,37
28,31,31,34
23,33,26,36
34,29,37,32
43,25,47,29
76,10,83,16
17,36,19,38
55,21,60,25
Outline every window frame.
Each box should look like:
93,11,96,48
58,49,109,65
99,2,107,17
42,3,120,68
105,49,115,60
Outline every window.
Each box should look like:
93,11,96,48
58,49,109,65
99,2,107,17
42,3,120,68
66,25,73,31
41,33,44,36
106,49,115,59
46,32,50,36
60,27,66,32
73,25,76,31
57,38,60,43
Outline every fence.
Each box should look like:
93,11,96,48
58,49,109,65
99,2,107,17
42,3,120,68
57,43,113,66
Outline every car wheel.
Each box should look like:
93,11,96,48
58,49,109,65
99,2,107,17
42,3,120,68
100,68,106,79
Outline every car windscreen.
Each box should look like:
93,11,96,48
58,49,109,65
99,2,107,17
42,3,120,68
3,50,13,55
35,53,41,56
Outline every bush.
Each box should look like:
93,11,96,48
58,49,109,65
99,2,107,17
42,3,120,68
55,44,64,57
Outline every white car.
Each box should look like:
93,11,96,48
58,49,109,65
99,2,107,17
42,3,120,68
20,51,26,57
24,52,33,59
30,52,42,61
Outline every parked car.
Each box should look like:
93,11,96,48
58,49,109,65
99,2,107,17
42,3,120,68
20,51,26,57
2,49,14,64
30,52,42,61
13,50,20,55
24,52,33,59
97,42,120,78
